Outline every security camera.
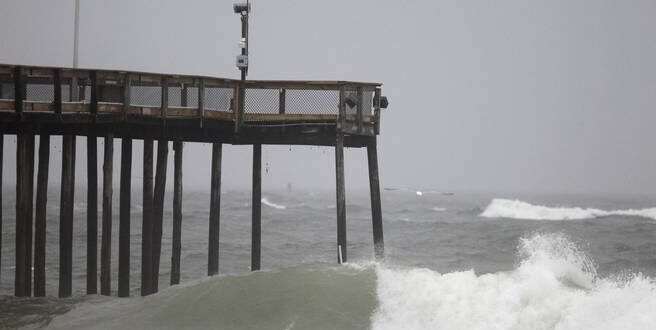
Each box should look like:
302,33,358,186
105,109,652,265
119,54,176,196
233,3,250,14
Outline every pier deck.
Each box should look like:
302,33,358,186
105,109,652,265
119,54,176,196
0,63,387,298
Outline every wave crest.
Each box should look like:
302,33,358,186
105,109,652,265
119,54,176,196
480,198,656,221
373,233,656,330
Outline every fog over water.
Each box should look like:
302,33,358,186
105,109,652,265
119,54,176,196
1,0,656,194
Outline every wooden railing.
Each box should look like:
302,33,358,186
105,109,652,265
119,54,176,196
0,64,384,135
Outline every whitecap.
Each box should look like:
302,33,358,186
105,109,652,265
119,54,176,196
480,198,656,221
261,197,286,210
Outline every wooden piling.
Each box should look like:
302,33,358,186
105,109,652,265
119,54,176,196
118,138,132,297
100,134,113,296
171,141,183,285
208,143,222,276
59,135,75,298
87,135,98,294
367,137,384,259
141,138,154,296
34,134,50,296
335,133,347,263
151,139,168,292
0,135,3,285
251,144,262,271
15,131,34,296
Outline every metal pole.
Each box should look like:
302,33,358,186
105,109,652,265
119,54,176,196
73,0,80,68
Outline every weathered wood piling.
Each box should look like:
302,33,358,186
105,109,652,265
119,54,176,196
0,63,388,298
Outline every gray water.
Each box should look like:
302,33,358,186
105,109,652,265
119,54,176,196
1,189,656,329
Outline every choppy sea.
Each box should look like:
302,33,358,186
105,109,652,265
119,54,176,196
1,189,656,329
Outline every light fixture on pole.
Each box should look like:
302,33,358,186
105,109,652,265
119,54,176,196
234,2,251,81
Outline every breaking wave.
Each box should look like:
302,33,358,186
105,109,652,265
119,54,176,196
372,233,656,330
47,233,656,330
261,197,287,210
480,198,656,221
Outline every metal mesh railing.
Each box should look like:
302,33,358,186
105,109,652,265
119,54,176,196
0,65,382,130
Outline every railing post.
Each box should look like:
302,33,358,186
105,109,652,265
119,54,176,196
278,89,286,114
373,88,381,135
90,71,98,115
161,77,168,122
13,66,24,113
53,69,62,115
198,79,205,128
338,87,345,132
357,87,363,134
122,74,131,121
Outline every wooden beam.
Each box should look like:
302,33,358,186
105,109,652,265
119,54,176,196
15,131,34,296
208,143,222,276
118,138,132,297
171,140,183,285
367,137,384,259
335,133,346,263
34,134,50,297
87,134,98,294
100,134,113,296
251,144,261,271
161,78,168,122
59,135,75,298
141,138,154,296
151,138,168,292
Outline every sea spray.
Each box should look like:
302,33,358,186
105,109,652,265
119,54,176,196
372,233,656,330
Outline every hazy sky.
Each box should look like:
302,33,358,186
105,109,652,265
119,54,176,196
1,0,656,195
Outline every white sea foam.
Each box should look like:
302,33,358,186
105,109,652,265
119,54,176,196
261,197,286,210
480,198,656,221
372,233,656,330
432,206,446,212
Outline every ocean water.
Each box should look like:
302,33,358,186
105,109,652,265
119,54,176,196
1,189,656,329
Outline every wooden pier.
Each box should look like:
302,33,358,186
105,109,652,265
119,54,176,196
0,64,388,297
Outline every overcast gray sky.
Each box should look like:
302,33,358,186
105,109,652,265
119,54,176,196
1,0,656,195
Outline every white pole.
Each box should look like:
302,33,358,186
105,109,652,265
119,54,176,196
73,0,80,68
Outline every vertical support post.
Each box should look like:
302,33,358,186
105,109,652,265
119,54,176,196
118,138,132,297
198,79,205,127
100,134,114,296
15,130,34,296
141,138,154,296
278,89,286,114
251,144,262,271
34,134,50,297
86,134,98,294
59,135,75,298
367,137,384,259
53,69,62,114
208,143,222,276
151,139,168,292
13,66,24,113
0,135,3,285
171,141,183,285
335,133,347,264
